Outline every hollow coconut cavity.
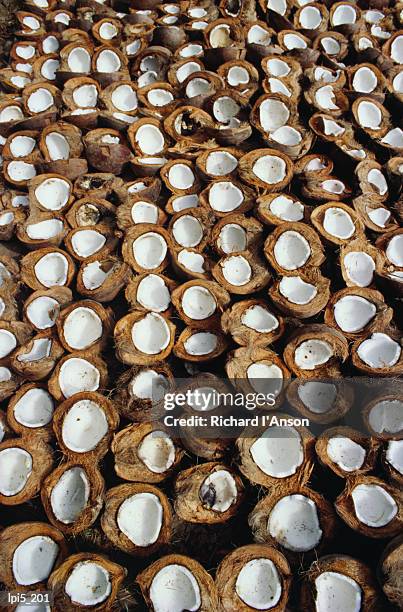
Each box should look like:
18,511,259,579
386,440,403,474
137,275,170,312
368,400,403,435
184,332,218,356
297,381,337,414
168,164,195,190
59,358,100,397
315,572,361,612
112,85,137,111
270,195,304,222
178,250,205,273
132,232,167,269
9,135,36,157
367,169,387,196
62,399,108,453
227,66,249,87
199,469,237,512
334,295,376,333
357,101,382,129
14,387,54,428
82,261,114,290
45,133,69,161
138,431,175,473
259,99,290,132
209,182,244,212
63,307,102,350
12,536,59,586
252,155,287,185
386,235,403,267
65,562,112,606
131,313,171,355
7,161,36,182
117,492,163,546
353,67,377,93
274,231,311,271
327,437,366,472
271,126,302,146
27,296,60,329
172,216,203,248
351,484,397,527
72,230,106,258
149,565,201,612
35,178,70,211
51,466,90,524
129,370,169,402
181,286,216,320
268,494,322,552
186,78,210,98
205,151,238,176
0,447,32,496
241,305,279,333
18,338,52,363
247,362,283,397
131,202,158,224
221,255,252,286
236,558,282,610
279,275,317,304
343,252,375,287
323,208,355,239
27,88,53,114
41,58,59,81
135,125,164,155
96,49,121,73
27,219,64,240
218,224,247,253
251,426,304,478
332,4,356,25
294,339,334,370
147,89,174,107
357,333,401,369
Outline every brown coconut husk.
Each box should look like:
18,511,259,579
315,426,381,478
377,534,403,609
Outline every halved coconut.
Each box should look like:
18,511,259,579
212,251,271,295
174,462,243,523
363,395,403,440
77,256,131,303
325,287,392,338
340,238,384,288
22,82,60,116
239,148,293,191
352,97,390,136
128,117,169,156
171,279,230,329
137,554,218,612
112,422,183,483
174,327,228,362
211,214,263,256
21,247,75,291
161,159,200,194
269,269,331,319
39,121,83,162
216,544,292,612
171,247,211,280
286,379,354,425
29,174,73,213
48,552,126,610
47,352,108,401
3,160,37,186
114,311,175,365
41,461,104,534
316,426,381,478
382,440,403,488
125,273,176,314
56,300,113,353
199,178,255,216
335,475,402,539
0,321,32,364
116,197,166,231
65,225,118,262
7,383,54,436
66,197,117,229
352,331,402,375
169,209,212,251
264,222,324,274
0,522,67,591
221,299,284,346
257,192,307,226
122,224,171,274
101,482,172,555
196,147,240,179
311,202,364,245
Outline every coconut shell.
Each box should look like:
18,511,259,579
76,255,130,302
212,250,271,295
362,394,403,440
378,534,403,609
21,247,76,291
269,269,331,319
286,378,355,425
172,279,231,329
56,299,114,354
174,326,229,362
351,328,403,376
264,222,325,275
221,299,284,347
310,201,365,246
7,382,55,438
316,426,381,478
10,331,64,381
47,351,108,401
114,311,176,365
23,286,72,331
121,224,171,274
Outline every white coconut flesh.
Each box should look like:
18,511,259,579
210,24,231,48
26,296,59,329
188,8,206,18
372,403,403,443
386,440,403,474
177,249,205,273
9,135,36,157
71,230,106,258
111,84,137,111
209,182,244,212
12,195,29,208
43,35,59,54
132,232,167,270
352,67,377,93
72,84,98,108
135,124,164,155
266,58,290,77
0,366,12,382
279,275,317,305
26,219,64,240
7,161,36,182
130,202,157,225
172,216,203,247
12,536,59,586
180,43,203,57
44,133,70,161
271,126,302,146
211,224,239,254
0,447,32,496
182,286,216,320
251,426,304,478
65,562,111,606
381,128,403,148
138,430,175,473
297,381,337,414
333,295,376,333
247,362,283,397
315,572,361,612
59,357,100,397
205,151,238,176
274,231,311,271
306,157,326,171
332,4,356,25
268,78,292,97
51,466,90,524
367,169,388,195
386,235,403,267
391,35,403,63
41,58,59,80
294,339,333,370
137,70,158,88
27,88,53,114
327,436,366,472
259,99,290,132
299,5,322,28
17,338,52,363
343,251,375,287
147,88,173,107
185,78,211,98
393,72,403,93
247,24,271,46
138,157,167,166
0,329,16,358
63,307,103,350
183,332,218,356
213,96,240,124
150,565,201,612
10,75,30,88
236,558,281,610
129,369,169,402
241,305,279,333
268,494,322,552
96,49,121,73
176,61,201,83
0,105,24,122
227,66,249,87
283,33,307,49
199,470,237,512
270,195,304,222
358,37,373,50
136,274,170,312
357,101,382,129
253,155,287,185
321,37,341,55
16,45,35,59
99,22,117,39
13,387,53,428
352,484,397,527
267,0,286,14
315,86,339,110
131,312,171,355
22,16,40,30
364,333,401,370
221,255,252,286
62,399,108,452
117,493,163,546
322,119,344,137
35,178,70,211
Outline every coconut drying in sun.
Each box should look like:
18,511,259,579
0,0,402,610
